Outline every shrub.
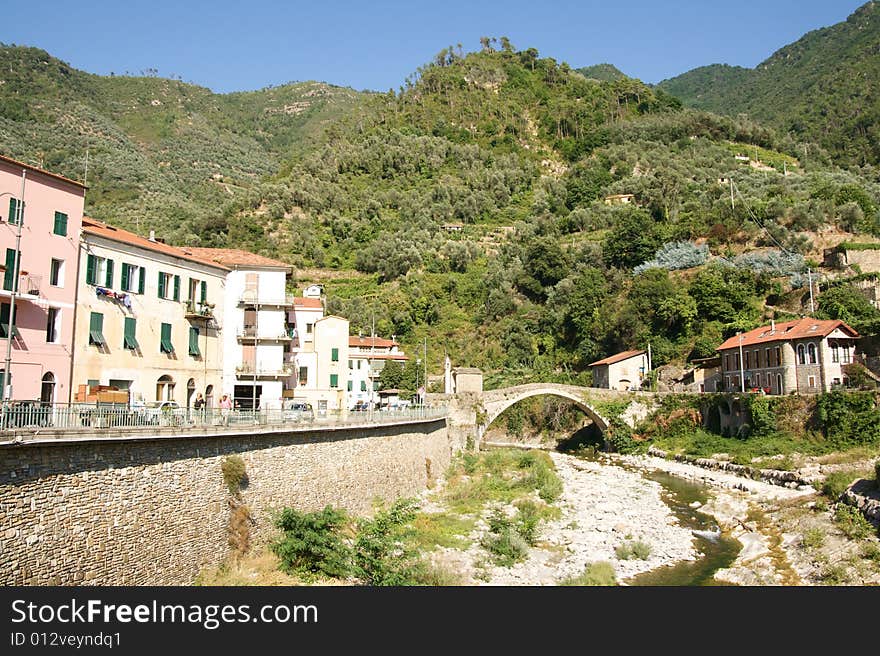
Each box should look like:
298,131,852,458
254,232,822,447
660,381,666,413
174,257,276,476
615,540,652,560
860,541,880,562
559,561,617,586
833,504,873,540
819,563,850,585
221,455,247,494
821,471,859,499
513,499,541,545
801,527,825,549
633,240,708,274
481,508,530,566
353,498,422,586
271,506,351,580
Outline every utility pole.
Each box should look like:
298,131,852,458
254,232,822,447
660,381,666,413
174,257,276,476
646,342,652,390
738,335,746,394
807,268,815,315
3,170,26,406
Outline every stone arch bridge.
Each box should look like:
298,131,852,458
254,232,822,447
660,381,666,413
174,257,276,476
438,383,659,448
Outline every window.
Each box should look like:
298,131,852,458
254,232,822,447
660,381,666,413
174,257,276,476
347,380,353,392
88,312,105,346
329,374,339,388
831,344,839,363
331,348,339,362
306,323,314,335
348,359,353,370
775,346,781,367
0,303,19,338
188,326,200,356
46,308,60,343
808,343,817,365
797,344,806,365
373,381,380,391
50,259,64,287
765,348,771,368
357,360,362,370
360,381,367,392
842,346,852,364
53,211,68,236
160,323,174,353
7,197,22,225
157,272,179,300
123,317,139,350
85,254,112,287
298,366,308,386
121,263,145,293
755,350,761,368
4,248,20,291
734,353,740,369
108,379,132,391
808,375,816,388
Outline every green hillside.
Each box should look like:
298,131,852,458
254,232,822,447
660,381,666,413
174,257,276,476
575,64,628,82
2,39,879,386
0,45,364,241
658,1,880,166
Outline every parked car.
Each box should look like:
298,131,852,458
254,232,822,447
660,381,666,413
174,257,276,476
142,401,182,426
351,400,370,412
282,400,314,422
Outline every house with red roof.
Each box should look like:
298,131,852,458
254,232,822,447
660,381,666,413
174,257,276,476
716,318,860,394
589,349,649,391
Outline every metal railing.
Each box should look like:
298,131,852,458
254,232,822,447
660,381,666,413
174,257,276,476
0,401,447,434
239,290,295,306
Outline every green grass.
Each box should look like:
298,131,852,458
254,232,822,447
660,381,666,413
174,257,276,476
615,540,652,561
559,562,617,586
821,470,863,500
408,513,475,552
801,527,826,549
833,504,874,540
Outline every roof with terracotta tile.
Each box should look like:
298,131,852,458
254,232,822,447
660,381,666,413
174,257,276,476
716,318,859,351
182,247,292,271
82,218,230,271
589,349,647,367
293,297,323,309
349,335,399,348
0,153,87,189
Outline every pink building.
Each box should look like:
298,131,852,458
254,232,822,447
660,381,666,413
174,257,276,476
0,155,86,403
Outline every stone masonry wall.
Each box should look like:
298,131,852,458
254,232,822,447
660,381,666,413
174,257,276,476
0,420,452,586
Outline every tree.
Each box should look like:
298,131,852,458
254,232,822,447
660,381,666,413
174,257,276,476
602,207,664,270
817,284,880,334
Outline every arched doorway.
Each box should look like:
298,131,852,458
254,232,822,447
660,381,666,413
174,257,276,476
40,372,56,405
156,375,175,401
186,378,195,409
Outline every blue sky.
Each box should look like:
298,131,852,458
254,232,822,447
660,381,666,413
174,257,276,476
0,0,867,93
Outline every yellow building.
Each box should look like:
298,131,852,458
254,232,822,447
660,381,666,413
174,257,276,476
294,315,350,414
72,219,229,409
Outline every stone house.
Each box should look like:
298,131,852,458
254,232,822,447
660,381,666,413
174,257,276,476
716,318,860,394
589,350,648,391
680,356,721,393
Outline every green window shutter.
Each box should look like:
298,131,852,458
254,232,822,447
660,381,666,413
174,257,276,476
187,277,194,301
53,211,68,236
0,303,8,338
86,254,96,286
347,380,353,392
138,267,145,294
89,312,105,346
189,326,200,356
361,381,367,391
123,317,139,350
330,374,338,388
120,263,130,291
173,275,180,301
105,259,114,288
160,322,174,353
331,348,339,362
158,271,166,298
3,248,16,291
200,280,207,303
8,198,19,225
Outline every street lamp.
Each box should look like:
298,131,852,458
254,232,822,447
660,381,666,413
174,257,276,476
0,172,26,405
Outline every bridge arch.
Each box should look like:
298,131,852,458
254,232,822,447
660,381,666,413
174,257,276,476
479,385,611,437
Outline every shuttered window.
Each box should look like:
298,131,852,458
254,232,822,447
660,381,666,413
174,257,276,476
160,323,174,353
7,198,21,225
53,211,68,236
105,259,114,288
331,348,339,362
3,248,18,291
173,275,180,301
200,280,207,303
158,272,167,298
330,374,339,388
0,303,19,338
347,380,353,391
123,317,139,350
88,312,105,346
188,326,200,356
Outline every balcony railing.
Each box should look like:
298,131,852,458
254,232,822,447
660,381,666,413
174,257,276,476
239,290,295,307
235,363,294,377
236,327,295,342
183,300,215,320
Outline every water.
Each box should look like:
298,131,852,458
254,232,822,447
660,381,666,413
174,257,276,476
626,470,742,586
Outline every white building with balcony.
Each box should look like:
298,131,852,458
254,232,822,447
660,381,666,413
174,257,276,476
347,335,408,409
186,248,294,410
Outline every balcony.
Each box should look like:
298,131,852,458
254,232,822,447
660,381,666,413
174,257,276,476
238,290,295,307
0,272,41,300
236,363,294,378
236,326,296,343
183,300,215,320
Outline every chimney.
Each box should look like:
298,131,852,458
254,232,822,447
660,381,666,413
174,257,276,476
148,230,156,242
771,319,776,331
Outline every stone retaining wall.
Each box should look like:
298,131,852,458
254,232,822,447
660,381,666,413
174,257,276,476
0,419,454,586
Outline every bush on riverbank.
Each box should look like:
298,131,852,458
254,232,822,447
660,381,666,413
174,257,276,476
559,561,617,586
271,506,352,580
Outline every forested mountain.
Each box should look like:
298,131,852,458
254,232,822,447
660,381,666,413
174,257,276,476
0,45,363,240
658,1,880,167
2,37,880,387
576,64,627,82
